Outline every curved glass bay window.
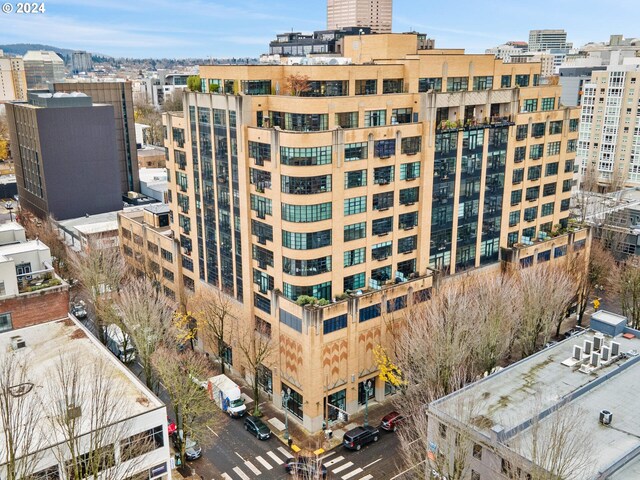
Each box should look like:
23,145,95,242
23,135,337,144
283,256,332,276
282,202,332,222
281,175,332,194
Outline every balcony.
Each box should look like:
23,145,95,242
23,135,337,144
436,115,514,132
17,269,63,294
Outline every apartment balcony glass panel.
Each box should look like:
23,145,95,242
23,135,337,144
371,265,392,283
282,229,332,250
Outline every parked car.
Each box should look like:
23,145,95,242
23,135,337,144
343,425,380,450
173,436,202,460
564,326,585,339
244,415,271,440
70,301,87,319
167,418,177,437
380,411,405,432
285,457,327,478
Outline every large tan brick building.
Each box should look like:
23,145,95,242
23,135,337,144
327,0,392,34
157,33,586,432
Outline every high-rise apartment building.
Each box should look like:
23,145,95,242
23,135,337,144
22,50,65,88
528,29,570,52
577,61,640,188
327,0,392,34
54,82,140,193
71,50,93,73
157,33,584,432
0,51,27,103
6,92,123,220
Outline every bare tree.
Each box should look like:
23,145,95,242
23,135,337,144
185,286,239,374
18,214,72,281
506,404,594,480
284,74,311,96
235,319,275,416
134,101,163,146
161,93,183,113
566,239,615,327
151,347,216,465
115,277,174,392
47,356,152,480
0,353,46,480
614,257,640,329
473,274,521,375
515,264,574,357
69,242,127,344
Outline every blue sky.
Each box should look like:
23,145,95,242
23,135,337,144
0,0,638,58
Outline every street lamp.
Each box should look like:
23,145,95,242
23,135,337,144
363,380,373,427
283,387,292,441
5,202,14,222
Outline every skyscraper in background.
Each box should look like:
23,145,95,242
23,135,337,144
327,0,392,34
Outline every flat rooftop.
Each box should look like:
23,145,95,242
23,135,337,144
432,329,640,479
0,238,49,257
0,318,163,455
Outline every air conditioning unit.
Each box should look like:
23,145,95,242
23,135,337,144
11,336,26,350
599,409,612,425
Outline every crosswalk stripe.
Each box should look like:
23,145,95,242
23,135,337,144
342,468,364,479
221,474,233,480
332,462,354,473
324,455,345,467
359,475,374,480
277,446,291,458
267,451,284,464
245,460,261,475
233,466,250,480
256,456,273,470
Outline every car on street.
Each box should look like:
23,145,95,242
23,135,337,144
380,411,405,432
173,436,202,460
343,425,380,450
70,301,87,319
244,415,271,440
285,457,327,478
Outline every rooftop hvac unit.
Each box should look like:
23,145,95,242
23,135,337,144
593,335,603,351
573,345,582,360
584,340,593,355
599,409,613,425
11,336,26,350
591,351,600,367
611,341,621,357
601,345,610,362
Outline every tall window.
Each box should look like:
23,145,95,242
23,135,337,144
355,79,377,95
364,110,386,127
447,77,469,92
0,313,12,332
418,78,442,92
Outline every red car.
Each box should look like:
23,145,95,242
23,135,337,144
380,411,404,432
167,418,177,436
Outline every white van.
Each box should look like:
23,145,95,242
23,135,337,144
105,324,136,363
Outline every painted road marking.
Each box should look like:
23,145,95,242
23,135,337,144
245,460,261,475
342,468,363,479
332,462,354,474
232,467,250,480
359,475,374,480
206,425,219,437
256,456,273,470
324,456,345,467
267,451,284,464
277,446,291,458
363,458,382,469
221,474,233,480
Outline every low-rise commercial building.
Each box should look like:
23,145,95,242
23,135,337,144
427,312,640,480
0,318,171,480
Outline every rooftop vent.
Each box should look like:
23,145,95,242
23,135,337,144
601,345,610,362
611,341,621,357
584,340,593,355
10,336,26,350
573,345,582,360
593,334,603,351
599,409,612,425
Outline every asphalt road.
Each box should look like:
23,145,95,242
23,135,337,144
195,414,401,480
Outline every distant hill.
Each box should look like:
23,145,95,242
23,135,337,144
0,44,111,61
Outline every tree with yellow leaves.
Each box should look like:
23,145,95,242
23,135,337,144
373,345,406,389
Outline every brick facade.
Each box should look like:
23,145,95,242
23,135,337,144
0,286,69,330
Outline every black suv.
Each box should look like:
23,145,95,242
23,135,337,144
343,425,380,450
244,415,271,440
285,457,327,478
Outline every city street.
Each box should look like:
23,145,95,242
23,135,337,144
76,312,403,479
195,415,401,480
